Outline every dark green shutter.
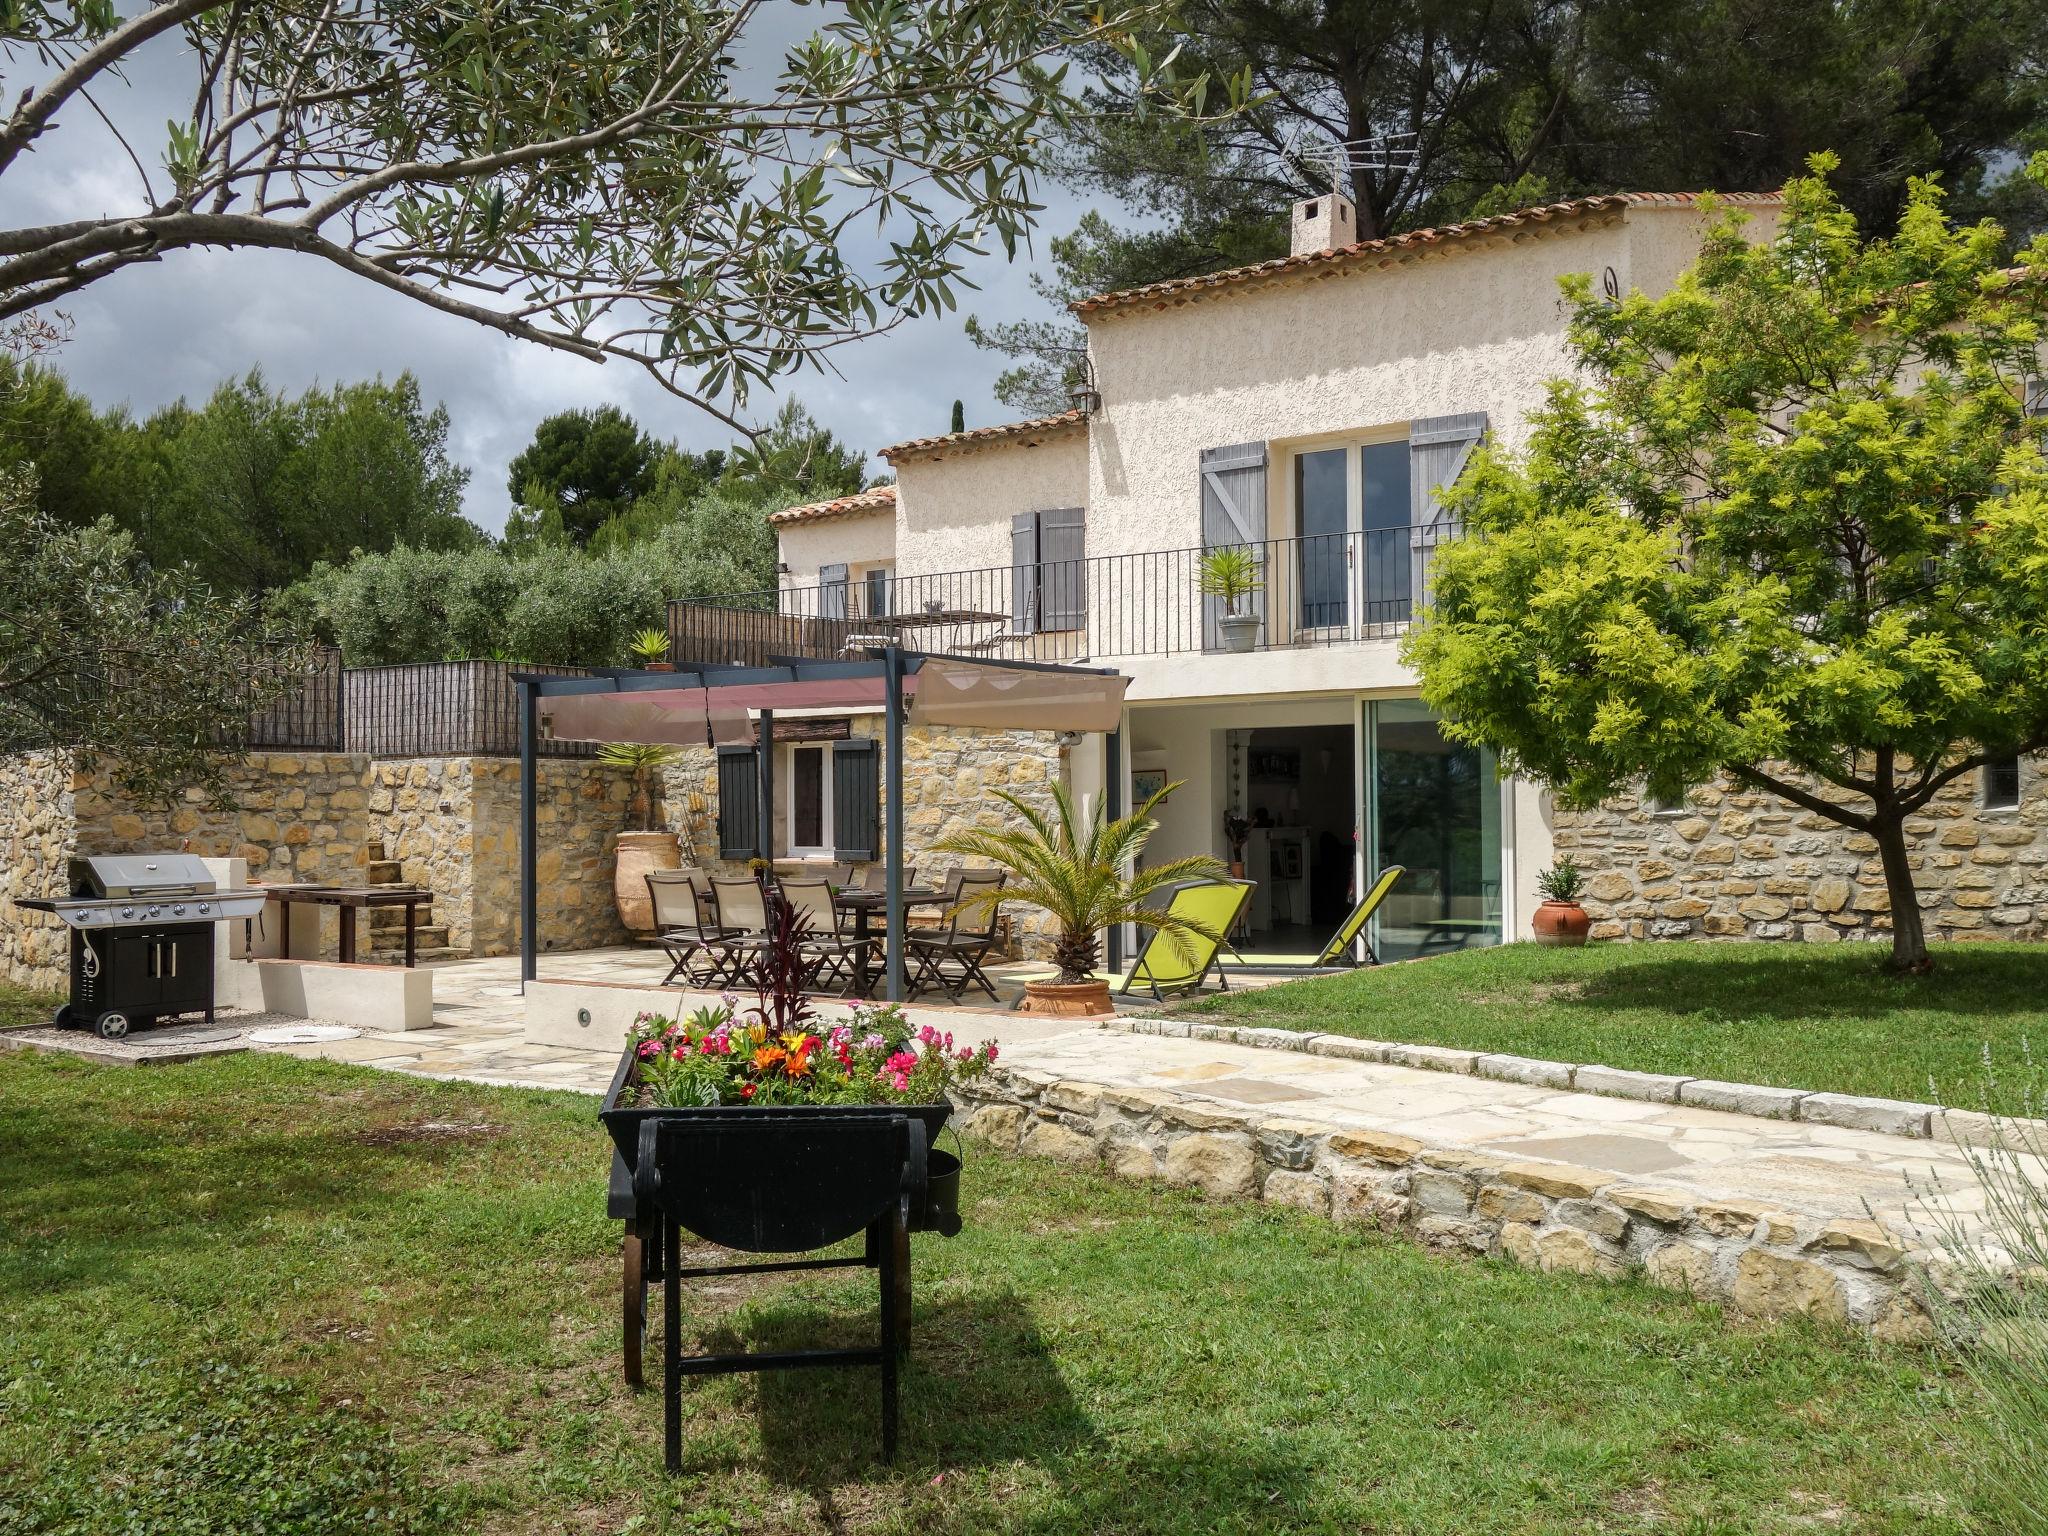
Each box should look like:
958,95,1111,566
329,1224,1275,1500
717,745,759,859
831,738,880,861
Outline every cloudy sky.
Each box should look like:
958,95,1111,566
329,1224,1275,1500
0,14,1104,534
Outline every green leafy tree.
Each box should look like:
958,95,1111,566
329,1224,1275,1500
503,406,661,548
719,400,868,506
1404,156,2048,973
1,467,306,805
0,0,1238,432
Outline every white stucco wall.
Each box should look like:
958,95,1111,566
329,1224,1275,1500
777,511,897,590
889,429,1089,580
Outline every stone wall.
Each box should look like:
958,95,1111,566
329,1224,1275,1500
953,1053,1931,1340
1,750,374,991
657,718,1069,958
1555,756,2048,946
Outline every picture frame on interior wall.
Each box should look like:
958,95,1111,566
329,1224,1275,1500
1132,769,1169,804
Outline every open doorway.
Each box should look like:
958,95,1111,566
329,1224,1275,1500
1237,724,1355,956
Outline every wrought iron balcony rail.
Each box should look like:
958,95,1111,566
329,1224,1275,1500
667,524,1459,669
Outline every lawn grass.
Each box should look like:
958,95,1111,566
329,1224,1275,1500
0,1046,1997,1534
1181,941,2048,1104
0,979,55,1030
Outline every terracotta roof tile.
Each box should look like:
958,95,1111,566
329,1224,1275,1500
879,409,1086,464
1071,190,1784,318
768,483,896,527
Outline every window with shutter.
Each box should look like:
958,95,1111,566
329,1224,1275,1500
716,745,759,859
1009,509,1089,635
819,563,850,620
1037,506,1086,631
832,738,880,860
863,565,893,620
1199,442,1268,649
1407,412,1487,617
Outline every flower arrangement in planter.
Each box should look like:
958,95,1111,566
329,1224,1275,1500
1196,545,1264,653
627,1000,998,1109
1532,856,1592,947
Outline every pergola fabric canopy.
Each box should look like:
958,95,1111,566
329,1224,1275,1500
908,657,1127,732
539,688,753,747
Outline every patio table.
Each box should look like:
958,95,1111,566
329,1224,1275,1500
863,608,1009,656
260,883,435,966
834,887,946,997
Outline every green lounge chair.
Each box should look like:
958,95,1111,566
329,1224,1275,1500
1314,864,1406,967
1120,878,1256,1001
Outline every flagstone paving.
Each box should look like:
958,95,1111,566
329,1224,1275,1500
236,947,2027,1249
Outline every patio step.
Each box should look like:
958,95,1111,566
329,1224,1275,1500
359,944,463,966
366,858,404,885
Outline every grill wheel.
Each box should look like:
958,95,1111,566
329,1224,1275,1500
94,1011,131,1041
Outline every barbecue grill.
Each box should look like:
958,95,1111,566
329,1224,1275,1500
17,854,270,1040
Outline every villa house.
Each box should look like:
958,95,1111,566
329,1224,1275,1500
673,187,2048,960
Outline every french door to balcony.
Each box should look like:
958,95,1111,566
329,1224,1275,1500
1294,440,1415,638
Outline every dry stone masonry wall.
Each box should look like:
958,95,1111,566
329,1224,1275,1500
951,1051,1939,1340
1556,757,2048,946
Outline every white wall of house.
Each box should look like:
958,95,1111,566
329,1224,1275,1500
777,511,896,590
890,428,1088,580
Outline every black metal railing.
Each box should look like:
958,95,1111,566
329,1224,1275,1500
242,646,345,750
667,524,1459,667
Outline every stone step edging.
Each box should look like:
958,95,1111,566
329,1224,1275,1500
950,1068,1949,1340
1096,1015,2040,1155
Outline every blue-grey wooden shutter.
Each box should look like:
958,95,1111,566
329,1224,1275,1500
819,562,850,619
1037,506,1086,632
1408,413,1487,617
1010,512,1038,634
831,738,880,860
1200,443,1268,649
716,744,759,859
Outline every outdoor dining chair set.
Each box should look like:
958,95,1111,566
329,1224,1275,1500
644,866,1007,1002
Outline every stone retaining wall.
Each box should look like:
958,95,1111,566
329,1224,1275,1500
1,748,636,989
1556,756,2048,946
952,1062,1935,1340
1,750,374,991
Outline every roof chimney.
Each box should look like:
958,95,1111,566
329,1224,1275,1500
1291,190,1356,256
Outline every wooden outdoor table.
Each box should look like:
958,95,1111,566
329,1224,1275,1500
834,888,945,997
261,883,436,966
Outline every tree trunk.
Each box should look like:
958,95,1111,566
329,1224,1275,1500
1871,814,1931,973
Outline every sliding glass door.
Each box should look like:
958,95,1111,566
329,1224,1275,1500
1365,700,1502,962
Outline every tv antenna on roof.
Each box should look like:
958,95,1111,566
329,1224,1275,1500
1282,130,1419,198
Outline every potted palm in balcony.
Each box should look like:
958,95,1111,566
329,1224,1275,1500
933,780,1228,1016
600,741,684,934
1197,545,1265,653
629,627,675,671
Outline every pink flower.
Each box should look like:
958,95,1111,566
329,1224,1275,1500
984,1044,999,1063
637,1040,660,1060
883,1051,918,1076
671,1041,690,1060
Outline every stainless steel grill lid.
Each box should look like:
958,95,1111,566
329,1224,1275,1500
73,854,219,898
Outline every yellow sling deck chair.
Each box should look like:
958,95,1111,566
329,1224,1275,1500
1314,864,1405,967
1119,878,1256,1001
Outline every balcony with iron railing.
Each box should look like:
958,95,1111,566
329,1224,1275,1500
666,524,1459,670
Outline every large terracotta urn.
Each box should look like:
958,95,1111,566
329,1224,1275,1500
614,830,683,935
1021,978,1114,1017
1531,899,1591,947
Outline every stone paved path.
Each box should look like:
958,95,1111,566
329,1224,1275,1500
243,951,2018,1238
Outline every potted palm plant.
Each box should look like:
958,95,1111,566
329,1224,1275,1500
600,741,684,934
1196,545,1264,653
629,627,675,671
1531,857,1592,947
933,779,1228,1016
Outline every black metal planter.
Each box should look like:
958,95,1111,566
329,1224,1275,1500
598,1046,965,1465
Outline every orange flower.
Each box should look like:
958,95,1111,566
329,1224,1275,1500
752,1045,789,1072
784,1052,814,1079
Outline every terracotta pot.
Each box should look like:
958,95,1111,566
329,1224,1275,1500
1531,898,1591,947
614,829,682,935
644,661,675,672
1021,978,1115,1017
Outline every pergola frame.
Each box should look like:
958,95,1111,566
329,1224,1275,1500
514,646,1128,1001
